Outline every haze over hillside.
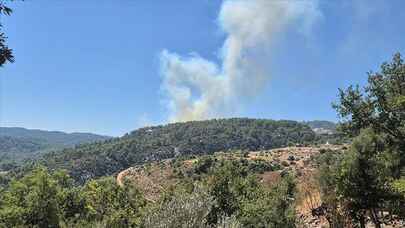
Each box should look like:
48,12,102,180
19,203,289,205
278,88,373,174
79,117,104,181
303,120,337,135
0,127,111,169
0,127,111,145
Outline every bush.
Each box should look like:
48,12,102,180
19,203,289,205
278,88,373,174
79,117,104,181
142,185,214,228
247,160,273,174
238,174,296,227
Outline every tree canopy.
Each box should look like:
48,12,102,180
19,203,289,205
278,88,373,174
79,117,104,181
334,53,405,164
39,118,316,183
321,53,405,227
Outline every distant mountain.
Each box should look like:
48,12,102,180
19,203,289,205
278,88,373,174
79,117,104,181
303,120,337,135
40,118,316,183
0,127,111,146
0,127,111,169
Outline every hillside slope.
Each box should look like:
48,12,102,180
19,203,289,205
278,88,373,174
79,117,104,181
117,144,348,227
0,136,46,160
0,127,111,169
118,145,339,216
41,118,316,183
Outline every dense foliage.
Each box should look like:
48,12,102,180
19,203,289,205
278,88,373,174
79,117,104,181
0,136,45,157
171,154,280,181
41,118,315,183
0,136,46,170
334,53,405,166
315,53,405,227
0,167,146,227
0,161,297,228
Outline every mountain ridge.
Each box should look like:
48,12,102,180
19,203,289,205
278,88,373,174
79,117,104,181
40,118,321,183
0,127,111,170
0,127,111,144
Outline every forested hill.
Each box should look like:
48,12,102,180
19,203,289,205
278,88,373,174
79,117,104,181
41,118,316,183
0,127,111,169
0,127,110,146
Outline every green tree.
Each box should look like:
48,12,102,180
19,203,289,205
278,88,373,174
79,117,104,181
0,167,147,227
337,129,398,228
0,0,15,66
333,53,405,225
205,160,296,227
53,170,87,224
81,177,146,227
238,174,296,228
0,166,60,227
334,53,405,168
206,160,249,224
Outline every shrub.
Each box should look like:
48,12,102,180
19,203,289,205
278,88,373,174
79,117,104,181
142,185,214,228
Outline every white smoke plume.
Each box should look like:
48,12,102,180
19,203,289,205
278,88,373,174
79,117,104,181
160,0,320,122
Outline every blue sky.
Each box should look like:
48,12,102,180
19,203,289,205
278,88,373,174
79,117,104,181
1,0,404,136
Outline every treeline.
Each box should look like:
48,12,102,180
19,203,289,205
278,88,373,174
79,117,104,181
40,118,315,183
0,160,296,227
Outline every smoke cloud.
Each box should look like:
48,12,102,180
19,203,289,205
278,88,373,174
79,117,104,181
160,0,320,122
